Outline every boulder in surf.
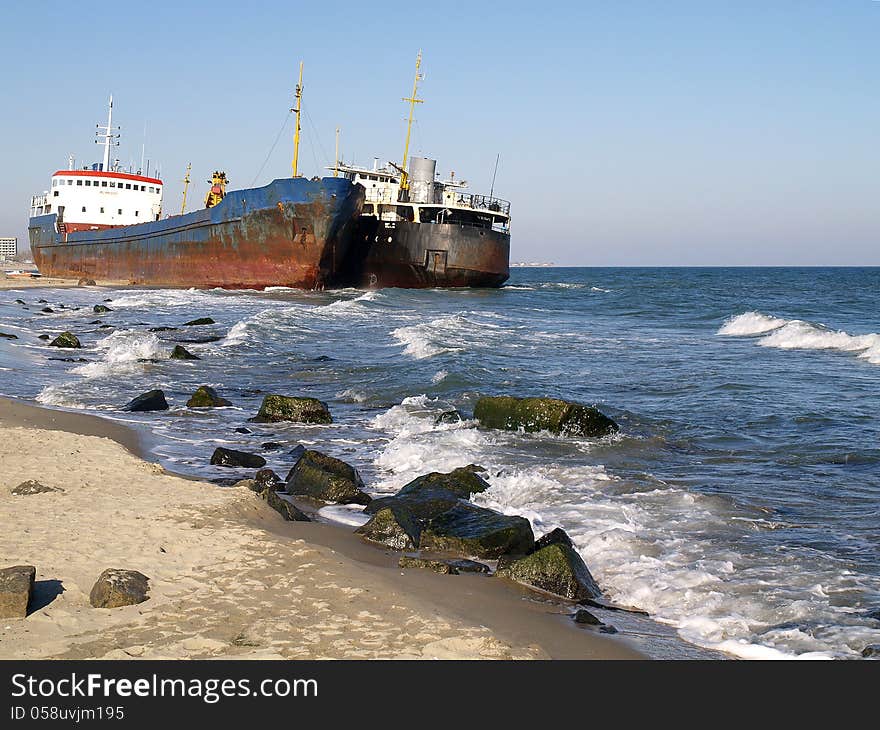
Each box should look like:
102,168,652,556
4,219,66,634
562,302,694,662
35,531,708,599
49,331,81,349
122,389,169,412
497,542,602,601
285,450,371,505
419,503,535,560
210,447,266,469
356,506,421,550
186,386,232,408
474,396,618,437
251,394,332,424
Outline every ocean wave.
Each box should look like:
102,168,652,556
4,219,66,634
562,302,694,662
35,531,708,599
72,329,166,378
391,312,504,360
36,384,86,408
719,312,880,365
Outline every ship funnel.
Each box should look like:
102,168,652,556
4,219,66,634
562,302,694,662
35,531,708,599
408,156,437,204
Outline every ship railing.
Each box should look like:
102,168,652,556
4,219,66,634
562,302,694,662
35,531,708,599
453,193,510,216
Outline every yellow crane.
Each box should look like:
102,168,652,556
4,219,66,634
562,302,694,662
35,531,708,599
399,50,423,197
292,61,304,178
180,162,191,215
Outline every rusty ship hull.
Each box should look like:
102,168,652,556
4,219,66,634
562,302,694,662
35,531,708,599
28,177,364,289
342,217,510,288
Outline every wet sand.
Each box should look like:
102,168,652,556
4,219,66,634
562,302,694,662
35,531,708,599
0,397,649,660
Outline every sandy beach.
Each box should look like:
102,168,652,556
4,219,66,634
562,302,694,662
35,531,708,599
0,397,645,660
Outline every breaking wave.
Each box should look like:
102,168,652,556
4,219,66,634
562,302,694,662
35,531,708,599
719,312,880,365
72,330,166,378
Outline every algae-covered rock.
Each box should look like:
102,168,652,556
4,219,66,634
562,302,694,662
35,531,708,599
122,389,168,412
77,278,96,286
497,542,602,601
285,450,370,505
364,466,489,520
93,304,112,314
531,527,575,553
49,331,81,349
419,503,534,559
0,332,18,340
474,396,618,437
89,568,149,608
398,556,490,575
251,394,332,424
182,317,215,326
186,386,232,408
0,565,35,618
210,447,266,469
356,507,421,550
170,345,200,360
262,488,311,522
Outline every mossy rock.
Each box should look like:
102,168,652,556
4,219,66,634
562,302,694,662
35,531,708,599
251,394,332,424
49,331,81,349
398,556,490,575
363,466,489,521
473,396,618,437
186,386,232,408
0,332,18,340
254,468,284,492
356,506,421,550
170,345,199,360
497,542,602,601
182,317,215,326
262,488,311,522
285,449,370,505
419,503,535,559
93,304,112,314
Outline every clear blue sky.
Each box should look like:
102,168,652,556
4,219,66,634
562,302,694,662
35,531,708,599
1,0,878,264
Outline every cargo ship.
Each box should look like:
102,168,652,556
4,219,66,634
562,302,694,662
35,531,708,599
28,77,364,290
333,52,511,288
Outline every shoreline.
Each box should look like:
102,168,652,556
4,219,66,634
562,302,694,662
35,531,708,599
0,395,663,660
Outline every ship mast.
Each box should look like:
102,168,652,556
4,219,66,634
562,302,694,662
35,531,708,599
95,94,120,172
334,127,340,177
180,162,191,215
292,61,304,178
399,50,423,198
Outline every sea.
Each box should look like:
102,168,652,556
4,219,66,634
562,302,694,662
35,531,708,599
1,266,878,660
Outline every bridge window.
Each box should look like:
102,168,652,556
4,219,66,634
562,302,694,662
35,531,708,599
85,180,91,186
125,184,131,189
140,185,146,191
135,210,139,217
100,207,104,214
110,182,115,187
53,191,59,197
101,181,107,187
118,209,122,215
148,187,154,193
81,206,86,212
76,180,83,186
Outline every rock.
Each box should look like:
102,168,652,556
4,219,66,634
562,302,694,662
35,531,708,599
0,565,36,618
170,345,200,360
398,556,490,575
287,445,306,459
48,357,89,362
497,543,602,601
210,447,266,469
364,466,490,521
174,335,222,344
37,298,48,303
93,304,112,313
261,442,283,450
398,556,458,574
49,331,81,348
474,396,618,437
254,468,284,492
572,609,617,633
232,479,256,491
285,450,371,505
356,506,421,550
186,386,232,408
77,277,96,286
530,527,575,553
251,394,332,424
89,568,150,608
41,306,54,313
182,317,215,326
862,645,880,658
0,332,18,340
312,355,334,362
37,334,50,341
99,324,114,329
10,480,61,495
89,320,103,325
149,326,178,332
14,298,26,305
234,427,252,434
435,409,464,425
419,503,535,560
262,488,311,521
122,389,169,412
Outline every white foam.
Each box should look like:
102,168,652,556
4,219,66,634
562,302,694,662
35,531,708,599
391,312,503,360
36,384,85,408
718,311,788,336
318,504,371,527
431,369,448,384
72,329,165,378
719,311,880,365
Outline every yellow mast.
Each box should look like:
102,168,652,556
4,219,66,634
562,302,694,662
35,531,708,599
292,61,304,178
334,127,340,177
180,162,191,215
399,50,423,197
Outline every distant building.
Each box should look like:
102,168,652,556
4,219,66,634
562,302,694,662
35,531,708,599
0,237,17,260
